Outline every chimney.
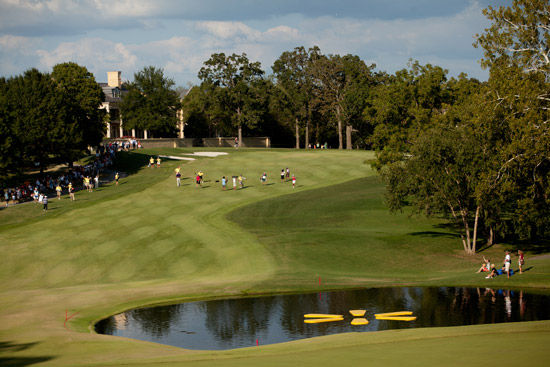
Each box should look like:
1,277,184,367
107,71,121,88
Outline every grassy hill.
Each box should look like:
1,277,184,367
1,148,549,366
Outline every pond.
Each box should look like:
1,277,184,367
95,287,550,350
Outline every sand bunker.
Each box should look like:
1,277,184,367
186,152,229,157
159,155,196,161
159,152,228,161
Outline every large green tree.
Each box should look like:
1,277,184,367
339,55,378,149
381,1,550,254
181,84,230,138
311,53,377,149
51,62,105,166
0,77,18,182
272,46,320,149
383,124,487,254
367,61,450,167
198,53,265,147
120,66,180,137
4,69,65,173
476,0,549,79
475,0,550,242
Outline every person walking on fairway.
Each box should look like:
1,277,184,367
232,176,237,190
285,167,290,181
238,175,245,189
261,172,267,185
292,174,296,188
281,169,285,182
176,170,181,187
69,183,75,201
56,184,62,200
221,176,227,190
115,172,119,186
42,194,48,211
157,156,161,167
149,156,155,168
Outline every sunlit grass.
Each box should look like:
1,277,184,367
0,148,549,366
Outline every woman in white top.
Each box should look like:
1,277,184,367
504,251,511,278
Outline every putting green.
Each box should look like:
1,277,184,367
0,148,549,366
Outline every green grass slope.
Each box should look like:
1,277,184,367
0,148,549,366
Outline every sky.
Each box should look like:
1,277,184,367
0,0,510,86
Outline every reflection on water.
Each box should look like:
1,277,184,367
95,287,550,350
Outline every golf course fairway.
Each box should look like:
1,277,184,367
1,148,549,366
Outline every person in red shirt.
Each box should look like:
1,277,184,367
518,250,525,274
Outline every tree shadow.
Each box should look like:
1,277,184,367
408,221,461,239
509,239,550,254
0,341,55,366
113,151,150,175
408,231,460,239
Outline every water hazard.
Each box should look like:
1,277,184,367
95,287,550,350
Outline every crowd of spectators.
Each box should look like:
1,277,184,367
1,140,136,207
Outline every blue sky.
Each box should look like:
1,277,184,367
0,0,509,86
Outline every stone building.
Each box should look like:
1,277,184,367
99,71,149,139
99,71,184,139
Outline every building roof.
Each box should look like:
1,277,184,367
99,83,128,103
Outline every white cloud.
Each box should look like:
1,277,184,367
0,34,37,50
35,38,137,76
196,21,260,40
91,0,159,17
0,35,42,75
0,1,491,84
263,25,300,42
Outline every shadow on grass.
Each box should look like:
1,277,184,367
509,239,550,254
408,222,461,240
113,150,150,175
408,231,460,239
0,341,54,366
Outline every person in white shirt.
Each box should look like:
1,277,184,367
42,194,48,211
504,251,511,278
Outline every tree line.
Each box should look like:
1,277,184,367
380,0,550,253
0,62,105,181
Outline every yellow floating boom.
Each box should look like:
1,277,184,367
375,316,417,321
350,318,369,325
374,311,413,317
349,310,366,317
304,314,343,319
304,317,344,324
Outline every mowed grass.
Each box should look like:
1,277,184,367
231,176,550,289
0,148,549,366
